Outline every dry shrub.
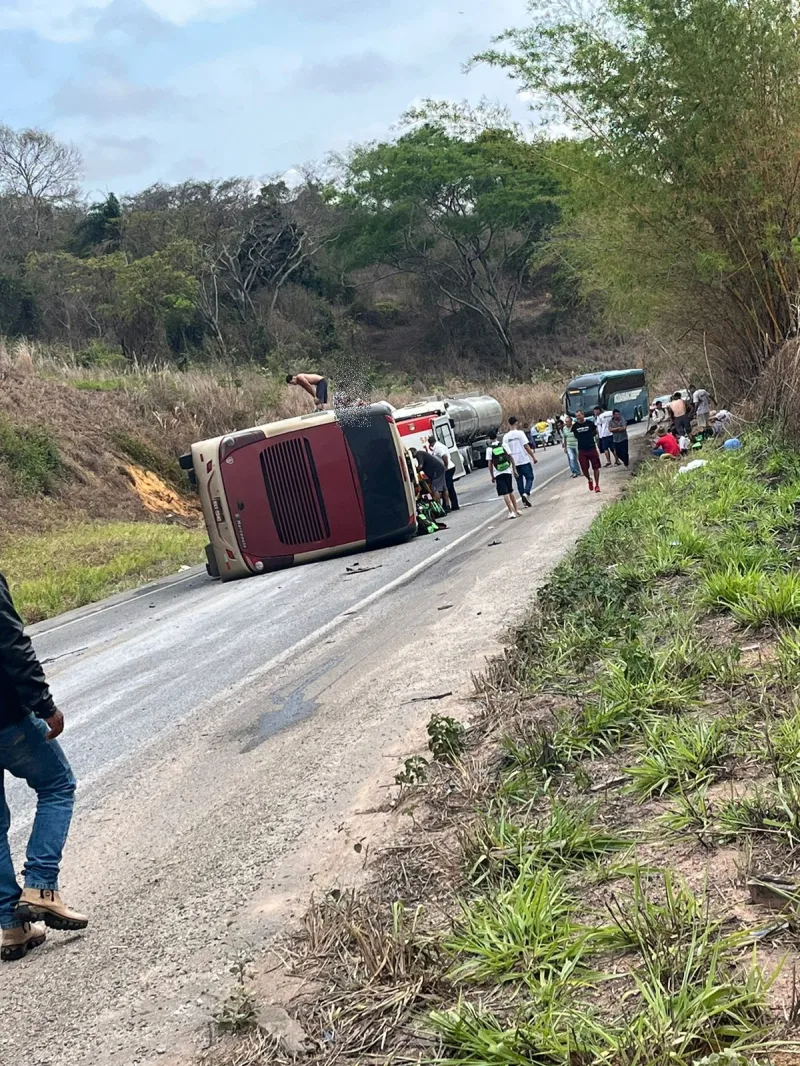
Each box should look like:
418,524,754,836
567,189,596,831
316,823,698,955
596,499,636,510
492,381,563,424
753,339,800,440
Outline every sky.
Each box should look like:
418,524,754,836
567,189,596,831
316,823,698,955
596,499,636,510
0,0,534,197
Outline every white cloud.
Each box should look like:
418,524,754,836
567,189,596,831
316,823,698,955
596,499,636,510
145,0,252,25
0,0,252,42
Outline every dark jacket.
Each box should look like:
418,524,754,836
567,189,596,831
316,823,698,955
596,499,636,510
0,573,55,730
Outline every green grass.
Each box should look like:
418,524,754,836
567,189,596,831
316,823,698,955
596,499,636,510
624,716,732,799
72,377,130,392
465,800,630,886
0,415,62,494
295,433,800,1065
447,865,602,993
1,521,205,623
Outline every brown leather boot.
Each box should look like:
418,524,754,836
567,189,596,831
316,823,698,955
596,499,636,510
1,922,46,962
16,888,88,931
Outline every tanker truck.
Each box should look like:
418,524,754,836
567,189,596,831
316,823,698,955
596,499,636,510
391,395,503,476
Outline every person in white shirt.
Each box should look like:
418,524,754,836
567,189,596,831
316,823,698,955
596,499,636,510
427,435,458,512
592,406,618,467
502,417,538,507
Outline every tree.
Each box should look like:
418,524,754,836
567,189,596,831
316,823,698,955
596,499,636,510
336,124,560,369
70,194,122,257
0,126,82,240
475,0,800,390
198,180,341,355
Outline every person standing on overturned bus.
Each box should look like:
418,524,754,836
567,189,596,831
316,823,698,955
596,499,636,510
0,572,88,962
503,417,537,507
286,372,329,410
573,410,602,493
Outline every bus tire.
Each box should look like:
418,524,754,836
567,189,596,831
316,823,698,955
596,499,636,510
205,544,220,580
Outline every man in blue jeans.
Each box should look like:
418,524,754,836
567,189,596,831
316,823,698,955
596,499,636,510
0,572,87,961
503,416,538,507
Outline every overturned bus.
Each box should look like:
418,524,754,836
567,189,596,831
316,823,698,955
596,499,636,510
181,405,417,581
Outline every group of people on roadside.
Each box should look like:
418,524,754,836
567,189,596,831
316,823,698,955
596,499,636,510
649,387,732,459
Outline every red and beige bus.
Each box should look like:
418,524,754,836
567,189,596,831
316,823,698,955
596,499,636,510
182,404,417,581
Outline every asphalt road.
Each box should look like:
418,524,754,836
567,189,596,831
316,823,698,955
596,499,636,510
10,440,573,830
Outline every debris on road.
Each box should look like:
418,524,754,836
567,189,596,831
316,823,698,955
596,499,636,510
409,691,453,704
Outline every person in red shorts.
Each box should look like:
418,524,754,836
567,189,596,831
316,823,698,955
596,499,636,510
572,410,602,493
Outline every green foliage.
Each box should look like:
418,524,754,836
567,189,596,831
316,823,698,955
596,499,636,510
427,713,466,763
625,717,731,799
75,340,126,369
214,956,257,1034
703,567,800,626
475,0,800,378
0,416,61,495
394,755,429,786
466,800,630,886
447,865,599,991
70,193,122,257
337,122,562,367
719,777,800,850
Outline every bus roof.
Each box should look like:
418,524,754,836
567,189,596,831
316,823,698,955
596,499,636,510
567,369,645,388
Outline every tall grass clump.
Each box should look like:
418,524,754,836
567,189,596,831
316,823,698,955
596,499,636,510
0,416,62,495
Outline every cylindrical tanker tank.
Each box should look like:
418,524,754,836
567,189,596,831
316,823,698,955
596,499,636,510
443,396,503,445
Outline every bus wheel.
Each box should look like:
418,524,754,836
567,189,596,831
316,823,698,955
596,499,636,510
205,544,220,580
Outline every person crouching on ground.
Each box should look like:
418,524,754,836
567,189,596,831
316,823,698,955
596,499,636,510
0,572,88,962
573,410,602,493
410,447,447,508
652,429,681,458
486,438,521,519
609,409,630,467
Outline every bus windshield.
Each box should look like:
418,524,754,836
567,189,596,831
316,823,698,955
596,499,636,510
565,386,600,415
